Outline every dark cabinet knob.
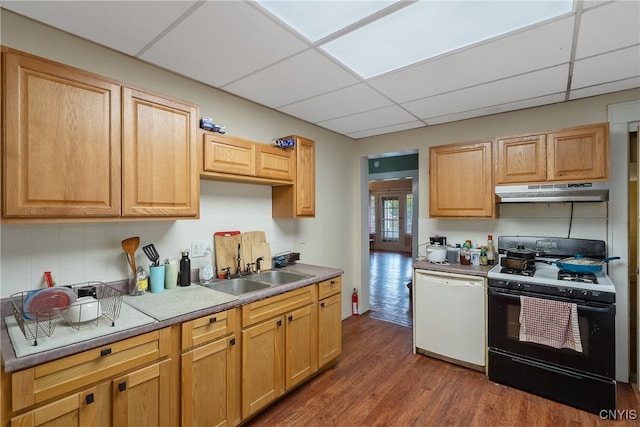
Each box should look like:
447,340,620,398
277,319,282,327
118,382,127,392
100,348,112,357
288,315,293,321
209,317,217,323
85,393,95,404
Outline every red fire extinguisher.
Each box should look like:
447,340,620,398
352,288,359,316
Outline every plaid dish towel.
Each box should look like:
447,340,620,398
519,296,583,352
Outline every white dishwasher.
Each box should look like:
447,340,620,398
413,269,486,369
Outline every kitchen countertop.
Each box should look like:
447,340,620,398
413,258,493,277
1,263,343,372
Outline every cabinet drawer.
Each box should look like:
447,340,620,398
181,308,237,350
242,286,316,328
318,276,342,300
11,328,170,412
203,134,256,176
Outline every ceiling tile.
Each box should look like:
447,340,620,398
222,49,360,108
570,76,640,100
572,46,640,90
141,1,309,87
317,105,418,135
2,0,196,55
369,16,574,103
575,0,640,59
403,64,570,119
347,121,425,139
425,93,566,125
278,84,393,123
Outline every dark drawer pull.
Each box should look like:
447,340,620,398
277,320,282,327
118,382,127,392
330,280,336,285
100,348,112,357
320,302,325,308
85,393,94,405
288,315,293,321
230,338,236,346
209,317,217,324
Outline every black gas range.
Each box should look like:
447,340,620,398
487,236,617,417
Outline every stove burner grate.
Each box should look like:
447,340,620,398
558,270,598,284
500,267,536,277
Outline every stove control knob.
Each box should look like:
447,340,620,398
581,290,589,298
567,288,573,295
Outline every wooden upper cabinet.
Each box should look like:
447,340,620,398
203,133,256,177
256,144,294,181
495,134,546,184
429,141,494,218
2,48,122,218
495,123,610,185
122,87,199,217
272,136,316,218
547,123,609,182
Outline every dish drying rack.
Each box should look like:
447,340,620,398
10,281,124,346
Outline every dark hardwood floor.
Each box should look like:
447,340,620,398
247,314,640,427
248,251,639,426
368,250,413,328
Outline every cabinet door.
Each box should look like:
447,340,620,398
295,137,316,217
241,317,284,418
203,134,256,176
3,50,121,218
256,144,294,181
181,335,239,427
285,304,317,390
112,359,171,427
546,124,609,182
122,87,198,217
495,134,547,184
429,141,494,218
272,136,315,218
318,293,342,368
10,386,100,427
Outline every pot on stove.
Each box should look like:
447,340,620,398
506,245,537,261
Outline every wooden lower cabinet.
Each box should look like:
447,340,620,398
240,286,318,419
4,328,173,427
181,309,240,427
112,359,171,427
10,385,102,427
318,277,342,368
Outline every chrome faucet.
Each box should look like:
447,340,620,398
235,243,242,276
255,256,265,274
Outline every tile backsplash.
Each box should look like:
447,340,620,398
0,181,295,297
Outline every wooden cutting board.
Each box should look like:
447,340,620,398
214,232,242,278
241,231,266,268
251,242,272,272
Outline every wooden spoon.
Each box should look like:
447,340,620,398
121,237,140,275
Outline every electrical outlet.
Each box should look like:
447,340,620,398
299,233,305,244
191,240,207,258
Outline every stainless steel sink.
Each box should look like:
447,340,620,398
250,270,313,286
205,278,270,296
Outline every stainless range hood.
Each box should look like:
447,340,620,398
495,182,609,203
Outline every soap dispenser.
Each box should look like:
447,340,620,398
179,249,191,287
199,250,214,285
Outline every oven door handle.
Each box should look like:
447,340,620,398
509,354,584,380
489,289,613,313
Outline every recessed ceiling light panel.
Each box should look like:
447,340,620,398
321,0,574,78
256,0,398,42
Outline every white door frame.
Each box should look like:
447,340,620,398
608,100,640,383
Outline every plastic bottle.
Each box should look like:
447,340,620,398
199,250,214,285
179,249,191,287
486,235,496,265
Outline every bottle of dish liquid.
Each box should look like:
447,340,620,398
199,250,215,285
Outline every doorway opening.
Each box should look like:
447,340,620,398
366,153,418,328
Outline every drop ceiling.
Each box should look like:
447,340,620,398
2,1,639,139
